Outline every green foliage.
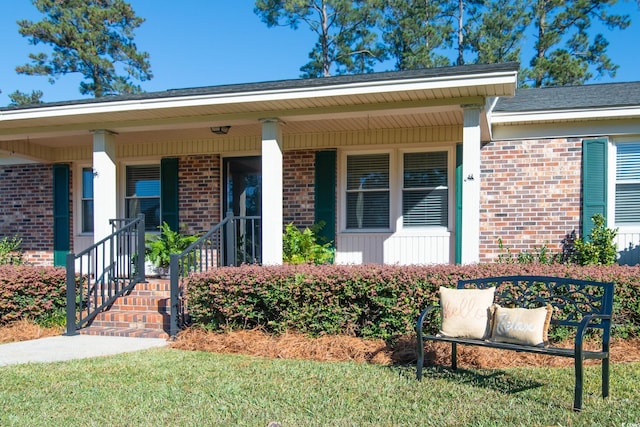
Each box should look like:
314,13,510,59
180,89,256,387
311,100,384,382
254,0,384,77
570,214,618,266
145,222,199,268
255,1,630,87
0,265,67,326
380,0,452,69
186,263,640,341
282,222,333,265
496,238,555,265
17,0,153,98
8,90,43,106
522,0,630,87
0,236,24,265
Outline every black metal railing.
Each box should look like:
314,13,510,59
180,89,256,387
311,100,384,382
169,212,261,337
65,214,146,335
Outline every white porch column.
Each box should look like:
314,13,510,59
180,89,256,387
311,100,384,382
92,130,117,243
261,119,283,265
461,106,482,264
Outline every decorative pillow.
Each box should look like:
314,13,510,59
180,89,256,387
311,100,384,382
490,305,552,347
439,286,495,339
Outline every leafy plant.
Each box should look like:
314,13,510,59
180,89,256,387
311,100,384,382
0,236,24,265
145,222,199,268
283,222,333,265
569,214,618,266
496,238,556,265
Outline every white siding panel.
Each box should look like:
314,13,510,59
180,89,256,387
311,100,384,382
616,230,640,265
383,234,450,265
335,232,451,265
335,233,387,264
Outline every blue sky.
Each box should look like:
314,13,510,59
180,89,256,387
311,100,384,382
0,0,638,106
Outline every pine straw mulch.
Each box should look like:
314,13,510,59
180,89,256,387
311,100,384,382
2,323,638,369
0,320,63,343
171,328,640,369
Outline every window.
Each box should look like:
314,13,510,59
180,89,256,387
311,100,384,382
345,153,389,229
81,167,94,233
126,165,160,232
403,151,448,227
615,142,640,224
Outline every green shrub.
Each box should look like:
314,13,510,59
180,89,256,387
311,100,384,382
282,222,333,265
497,214,618,266
571,214,618,265
186,263,640,342
0,235,24,265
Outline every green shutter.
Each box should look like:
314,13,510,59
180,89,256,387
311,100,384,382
161,158,179,231
314,151,336,244
582,138,608,239
455,144,463,264
52,164,70,266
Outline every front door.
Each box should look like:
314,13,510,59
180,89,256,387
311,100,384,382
223,156,262,264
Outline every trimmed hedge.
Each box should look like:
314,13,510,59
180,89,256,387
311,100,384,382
0,265,67,326
187,263,640,341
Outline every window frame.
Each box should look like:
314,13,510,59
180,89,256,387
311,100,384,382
343,150,392,232
609,137,640,231
74,164,95,237
400,147,453,231
339,147,454,234
123,162,162,233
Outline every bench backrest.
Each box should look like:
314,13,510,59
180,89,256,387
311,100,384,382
457,276,614,329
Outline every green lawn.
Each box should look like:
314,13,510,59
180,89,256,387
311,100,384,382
0,348,638,426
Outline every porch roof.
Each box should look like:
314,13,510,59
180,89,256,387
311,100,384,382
0,63,518,163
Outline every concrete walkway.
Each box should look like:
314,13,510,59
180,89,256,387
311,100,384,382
0,334,169,367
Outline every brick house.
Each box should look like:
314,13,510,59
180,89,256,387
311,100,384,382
1,62,639,267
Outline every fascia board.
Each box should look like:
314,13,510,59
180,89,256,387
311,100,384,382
491,106,640,124
0,71,517,122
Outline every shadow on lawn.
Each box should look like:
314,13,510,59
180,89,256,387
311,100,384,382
392,364,544,395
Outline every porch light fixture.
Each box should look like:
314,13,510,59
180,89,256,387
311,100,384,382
210,125,231,135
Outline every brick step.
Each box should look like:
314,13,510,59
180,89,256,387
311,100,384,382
109,295,170,311
79,326,169,339
91,310,169,327
134,280,172,292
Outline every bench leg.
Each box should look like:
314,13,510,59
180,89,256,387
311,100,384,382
602,356,610,398
416,344,424,381
573,357,583,411
452,342,458,370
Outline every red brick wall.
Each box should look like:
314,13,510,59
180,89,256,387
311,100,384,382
0,164,62,266
178,155,221,235
283,150,315,228
479,138,582,262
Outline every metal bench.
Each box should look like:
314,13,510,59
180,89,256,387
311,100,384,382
416,275,614,411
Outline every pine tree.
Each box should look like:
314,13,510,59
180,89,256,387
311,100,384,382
381,0,453,69
8,90,44,106
465,0,530,65
16,0,152,98
254,0,384,78
524,0,630,87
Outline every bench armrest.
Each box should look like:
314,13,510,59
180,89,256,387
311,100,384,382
575,313,612,356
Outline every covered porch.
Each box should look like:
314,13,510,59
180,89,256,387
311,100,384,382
0,63,519,266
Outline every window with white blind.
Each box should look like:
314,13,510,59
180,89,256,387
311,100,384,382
81,167,94,233
125,165,160,232
346,153,390,229
403,151,448,227
615,143,640,224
